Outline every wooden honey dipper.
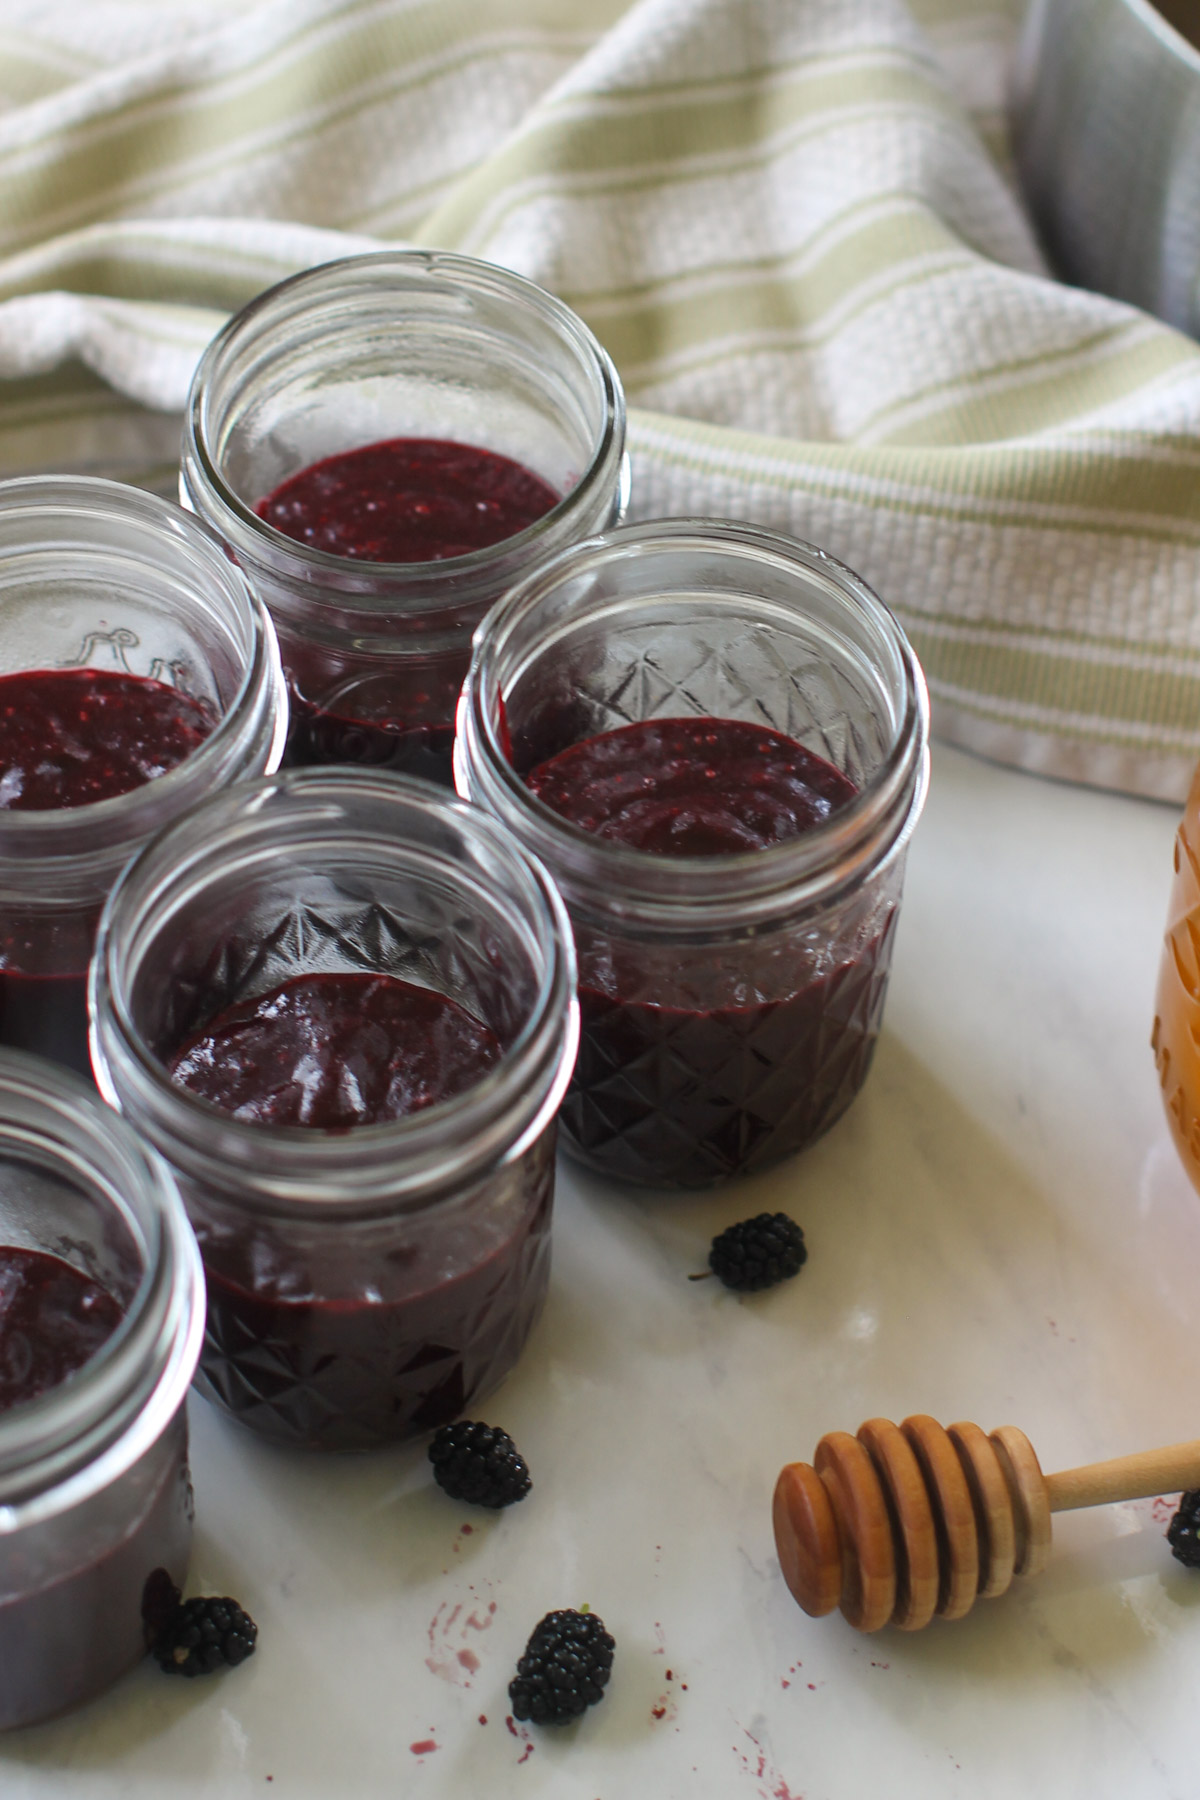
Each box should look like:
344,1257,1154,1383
773,1415,1200,1632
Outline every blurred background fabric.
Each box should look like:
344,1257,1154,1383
0,0,1197,799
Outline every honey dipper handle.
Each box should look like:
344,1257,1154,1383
1046,1439,1200,1512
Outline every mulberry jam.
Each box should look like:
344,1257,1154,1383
0,1053,204,1731
90,770,578,1452
181,250,627,788
257,438,558,783
0,474,286,1080
455,519,930,1188
526,718,889,1186
0,668,214,1075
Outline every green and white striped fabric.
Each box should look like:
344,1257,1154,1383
0,0,1197,799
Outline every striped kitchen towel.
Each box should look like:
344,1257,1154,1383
0,0,1197,800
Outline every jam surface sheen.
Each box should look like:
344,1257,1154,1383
163,968,548,1449
167,971,502,1128
527,716,857,853
0,667,215,811
0,1245,124,1411
525,715,888,1187
256,436,560,564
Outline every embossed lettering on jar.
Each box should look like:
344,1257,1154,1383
90,770,577,1452
181,251,627,787
0,476,286,1077
456,520,930,1189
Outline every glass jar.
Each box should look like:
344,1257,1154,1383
1153,763,1200,1188
456,519,930,1189
0,476,287,1078
90,769,578,1452
180,250,629,788
0,1051,204,1731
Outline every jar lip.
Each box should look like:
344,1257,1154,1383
91,768,579,1209
458,517,931,923
0,1051,204,1513
0,475,284,860
186,249,626,599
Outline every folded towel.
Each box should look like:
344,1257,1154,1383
0,0,1197,799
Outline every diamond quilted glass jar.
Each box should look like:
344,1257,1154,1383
456,519,930,1189
89,769,577,1451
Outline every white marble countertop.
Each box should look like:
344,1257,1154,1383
6,740,1200,1800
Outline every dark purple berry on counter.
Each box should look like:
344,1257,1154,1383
708,1212,807,1291
140,1567,182,1650
1167,1490,1200,1567
154,1596,258,1676
509,1608,615,1725
428,1419,532,1508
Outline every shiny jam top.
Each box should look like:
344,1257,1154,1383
526,716,858,856
167,971,503,1128
0,667,216,810
255,437,560,564
0,1246,124,1411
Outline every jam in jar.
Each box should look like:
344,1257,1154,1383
181,251,627,786
91,769,577,1451
0,1052,203,1730
457,519,929,1188
0,476,286,1077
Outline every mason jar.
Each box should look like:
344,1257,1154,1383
180,250,628,788
0,476,287,1078
456,519,930,1189
90,769,578,1452
0,1051,204,1730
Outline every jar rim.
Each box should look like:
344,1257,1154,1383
90,768,579,1211
184,249,626,602
455,517,931,929
0,1052,204,1523
0,475,286,876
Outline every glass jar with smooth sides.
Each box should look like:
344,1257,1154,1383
0,476,287,1078
180,250,628,788
0,1051,204,1731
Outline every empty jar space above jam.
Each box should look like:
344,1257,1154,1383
90,769,577,1452
0,476,286,1078
181,250,628,787
0,1052,203,1731
456,519,930,1189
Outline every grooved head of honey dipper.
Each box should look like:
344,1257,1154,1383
773,1462,842,1617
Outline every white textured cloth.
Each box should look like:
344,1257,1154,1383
0,0,1198,797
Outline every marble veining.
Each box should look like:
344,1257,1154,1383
4,742,1198,1799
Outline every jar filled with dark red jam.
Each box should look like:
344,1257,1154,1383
0,1050,204,1730
456,519,930,1189
0,476,287,1079
90,769,577,1453
180,250,628,789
